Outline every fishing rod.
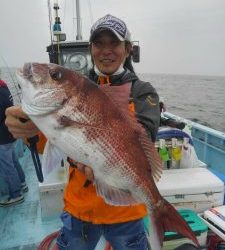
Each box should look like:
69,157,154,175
0,54,21,103
20,117,44,183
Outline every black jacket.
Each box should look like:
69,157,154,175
0,84,16,144
89,69,160,142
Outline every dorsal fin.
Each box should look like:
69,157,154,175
99,82,162,181
99,82,140,131
139,134,162,182
99,82,132,115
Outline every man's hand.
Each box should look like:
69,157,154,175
5,106,39,139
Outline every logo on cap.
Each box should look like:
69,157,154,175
90,14,130,42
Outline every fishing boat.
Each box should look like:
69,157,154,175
0,1,225,249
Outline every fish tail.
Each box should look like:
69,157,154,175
150,198,200,248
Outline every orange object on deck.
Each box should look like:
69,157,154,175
105,241,113,250
36,132,47,154
37,231,59,250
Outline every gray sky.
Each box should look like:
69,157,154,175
0,0,225,76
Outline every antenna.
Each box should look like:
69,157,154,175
76,0,82,40
53,0,66,42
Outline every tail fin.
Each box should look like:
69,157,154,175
151,198,200,248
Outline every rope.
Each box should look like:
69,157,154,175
37,231,59,250
105,242,113,250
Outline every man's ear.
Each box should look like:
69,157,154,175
125,42,132,57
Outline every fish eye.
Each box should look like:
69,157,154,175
49,70,63,81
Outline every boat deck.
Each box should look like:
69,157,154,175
0,148,62,250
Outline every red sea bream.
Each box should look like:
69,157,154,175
17,63,199,249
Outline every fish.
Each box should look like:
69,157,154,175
17,62,199,249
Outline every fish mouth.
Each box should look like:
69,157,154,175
17,63,33,79
23,63,32,77
18,62,47,82
17,63,37,91
22,90,68,116
16,63,33,90
33,87,67,102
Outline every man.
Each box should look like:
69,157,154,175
0,79,28,206
5,14,160,249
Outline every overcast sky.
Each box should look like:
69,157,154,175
0,0,225,76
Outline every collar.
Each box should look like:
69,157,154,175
94,64,126,85
89,67,138,86
94,64,125,77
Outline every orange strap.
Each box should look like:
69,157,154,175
97,76,110,85
128,102,135,112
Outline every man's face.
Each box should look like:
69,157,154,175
91,30,131,75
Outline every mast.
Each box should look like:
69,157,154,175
76,0,82,40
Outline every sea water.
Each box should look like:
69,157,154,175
140,73,225,132
1,67,225,132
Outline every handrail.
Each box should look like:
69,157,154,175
163,112,225,139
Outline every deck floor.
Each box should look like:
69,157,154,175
0,149,62,250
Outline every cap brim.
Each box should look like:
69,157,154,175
90,27,125,42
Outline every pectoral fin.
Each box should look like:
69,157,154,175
95,178,141,206
42,140,67,176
